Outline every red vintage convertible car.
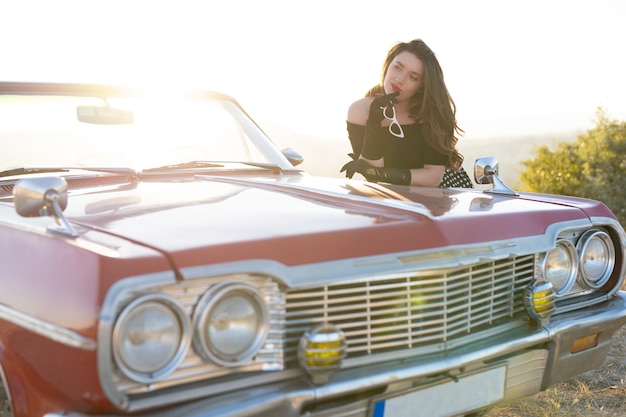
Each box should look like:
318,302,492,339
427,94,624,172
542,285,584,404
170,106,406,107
0,82,624,417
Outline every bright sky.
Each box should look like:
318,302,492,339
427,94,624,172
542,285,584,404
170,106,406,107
2,0,626,143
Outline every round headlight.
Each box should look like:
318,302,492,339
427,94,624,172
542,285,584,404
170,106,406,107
113,294,190,383
541,240,578,296
577,230,615,289
193,283,269,366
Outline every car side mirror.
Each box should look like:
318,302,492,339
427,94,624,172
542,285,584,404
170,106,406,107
281,147,304,167
13,177,78,237
474,157,518,196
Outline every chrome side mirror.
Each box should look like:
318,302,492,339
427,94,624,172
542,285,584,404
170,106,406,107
474,157,518,196
13,177,78,237
281,147,304,167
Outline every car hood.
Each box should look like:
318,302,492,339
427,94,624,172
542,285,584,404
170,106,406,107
57,173,610,267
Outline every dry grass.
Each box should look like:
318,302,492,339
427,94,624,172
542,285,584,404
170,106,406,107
478,325,626,417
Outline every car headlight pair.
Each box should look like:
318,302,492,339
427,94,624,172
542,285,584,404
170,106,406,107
112,283,269,383
541,229,615,297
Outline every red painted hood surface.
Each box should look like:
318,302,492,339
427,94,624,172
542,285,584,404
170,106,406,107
63,173,613,268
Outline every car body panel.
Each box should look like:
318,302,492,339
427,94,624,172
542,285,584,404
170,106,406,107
4,175,604,264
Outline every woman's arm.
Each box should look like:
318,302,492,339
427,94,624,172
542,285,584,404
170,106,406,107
344,119,444,186
347,98,370,125
347,95,398,164
343,159,445,187
408,164,445,187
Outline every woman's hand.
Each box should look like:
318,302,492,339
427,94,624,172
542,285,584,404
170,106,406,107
341,154,411,185
367,92,399,126
340,153,366,179
359,92,400,160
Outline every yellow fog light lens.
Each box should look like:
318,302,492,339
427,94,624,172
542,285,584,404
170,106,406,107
524,280,555,324
298,323,346,385
533,290,554,313
303,339,344,367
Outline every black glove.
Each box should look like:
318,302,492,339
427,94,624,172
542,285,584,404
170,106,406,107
341,155,411,185
367,92,400,127
361,92,399,159
340,153,359,179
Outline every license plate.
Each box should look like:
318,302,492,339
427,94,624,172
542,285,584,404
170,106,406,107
371,366,506,417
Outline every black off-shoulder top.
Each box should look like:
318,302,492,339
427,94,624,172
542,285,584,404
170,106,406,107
346,122,447,169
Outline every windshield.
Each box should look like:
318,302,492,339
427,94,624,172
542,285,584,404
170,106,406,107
0,87,293,174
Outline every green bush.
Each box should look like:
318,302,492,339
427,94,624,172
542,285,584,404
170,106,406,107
519,109,626,226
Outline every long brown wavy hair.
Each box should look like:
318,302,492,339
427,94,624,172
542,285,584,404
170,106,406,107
366,39,464,170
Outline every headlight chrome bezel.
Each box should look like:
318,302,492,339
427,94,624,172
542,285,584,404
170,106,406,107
192,282,270,367
541,239,579,297
112,293,191,384
540,227,620,307
577,229,615,289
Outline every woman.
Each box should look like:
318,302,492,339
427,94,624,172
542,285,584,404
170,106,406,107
341,39,472,188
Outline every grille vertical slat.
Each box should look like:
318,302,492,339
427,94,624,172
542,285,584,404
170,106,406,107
285,255,535,362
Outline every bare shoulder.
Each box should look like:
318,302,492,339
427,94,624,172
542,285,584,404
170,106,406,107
347,97,372,125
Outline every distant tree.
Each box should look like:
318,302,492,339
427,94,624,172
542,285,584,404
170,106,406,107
519,108,626,225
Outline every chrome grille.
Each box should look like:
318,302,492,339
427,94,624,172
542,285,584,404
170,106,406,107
0,184,13,197
285,255,535,362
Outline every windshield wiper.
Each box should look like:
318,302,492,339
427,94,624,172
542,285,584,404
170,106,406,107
77,167,139,175
0,167,69,177
0,167,139,178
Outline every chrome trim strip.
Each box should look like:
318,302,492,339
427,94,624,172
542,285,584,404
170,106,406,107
0,304,96,350
171,218,607,291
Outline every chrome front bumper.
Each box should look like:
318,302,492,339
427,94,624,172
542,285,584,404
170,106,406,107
47,292,626,417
